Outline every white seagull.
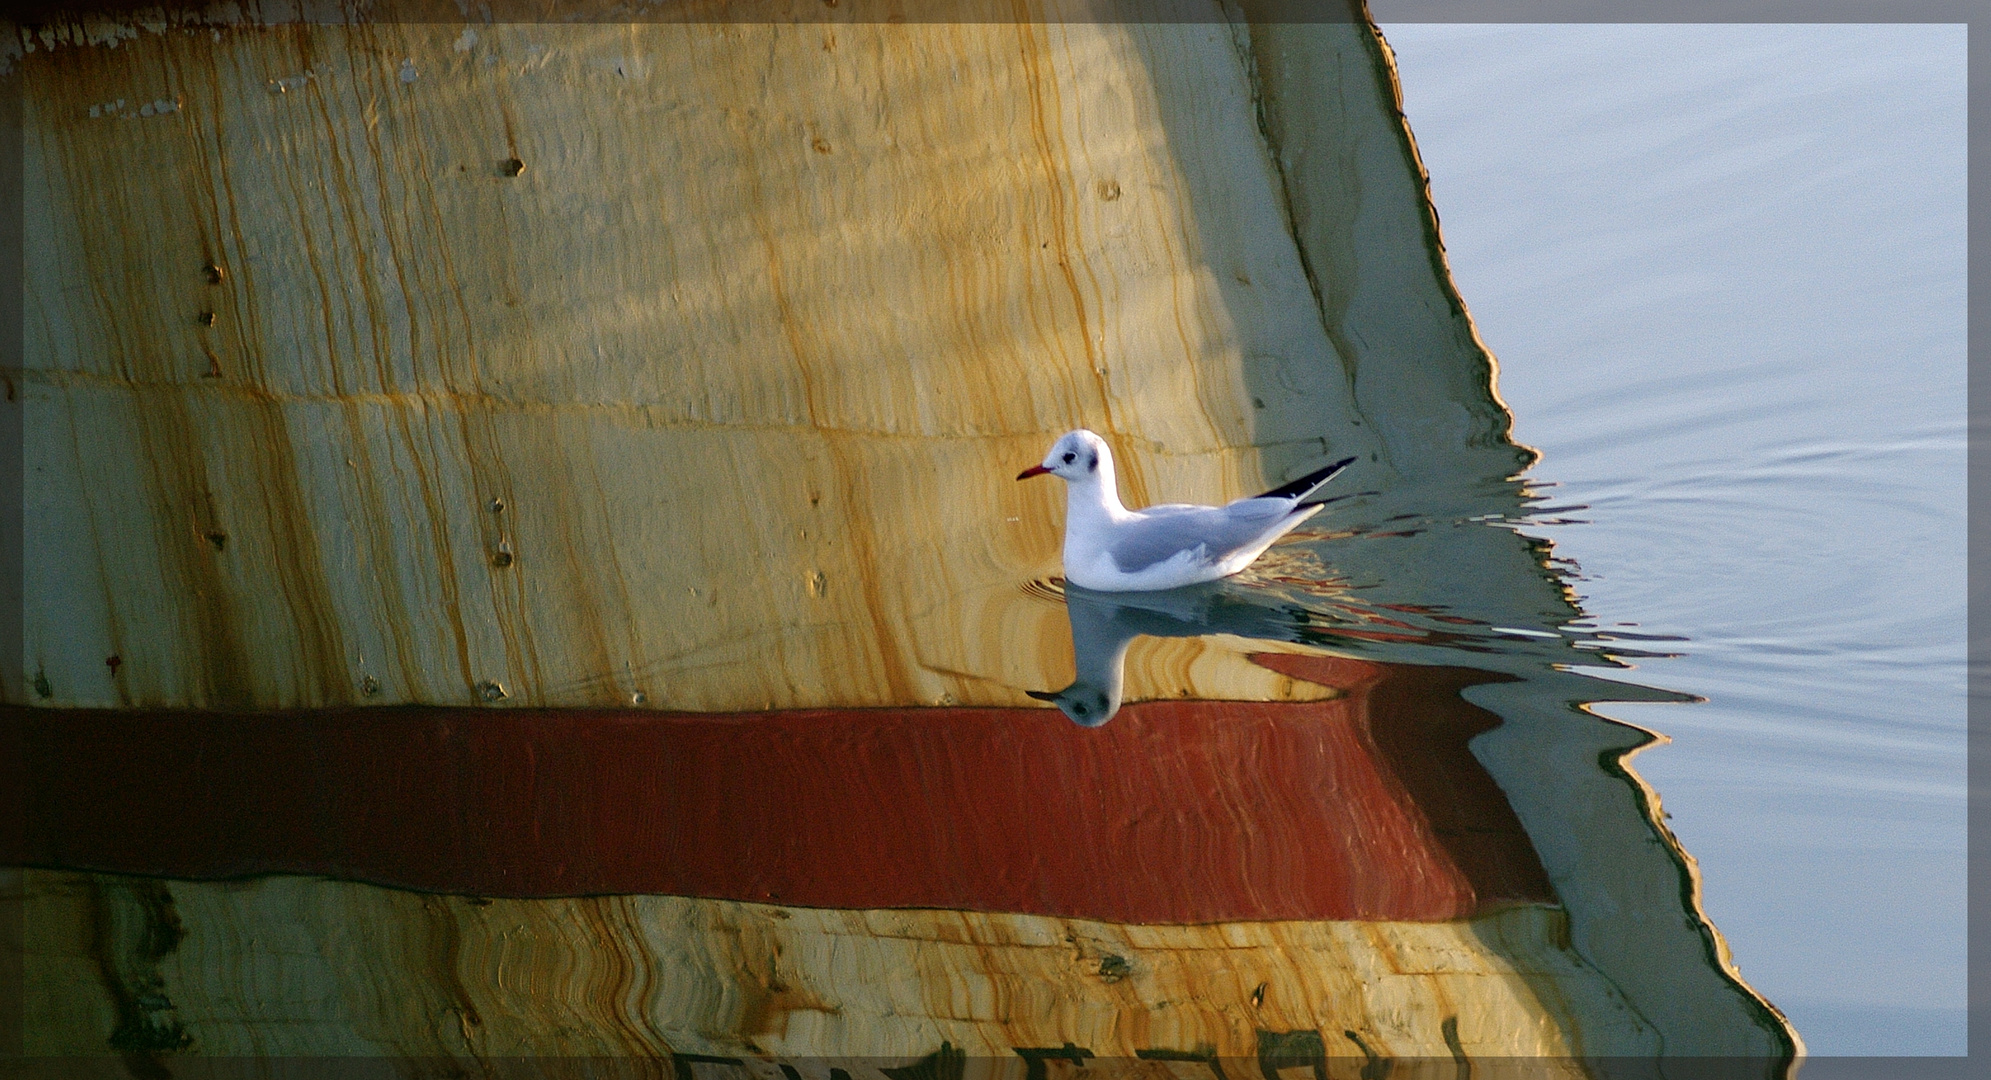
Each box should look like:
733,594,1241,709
1018,429,1356,592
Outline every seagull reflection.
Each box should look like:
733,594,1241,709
1028,581,1314,726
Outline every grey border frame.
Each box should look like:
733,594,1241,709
0,0,1979,1074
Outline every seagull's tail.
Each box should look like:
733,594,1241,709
1255,456,1357,506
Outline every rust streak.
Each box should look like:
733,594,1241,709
1012,10,1110,433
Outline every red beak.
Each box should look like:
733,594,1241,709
1017,464,1052,480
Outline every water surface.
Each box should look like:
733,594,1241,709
1380,22,1969,1056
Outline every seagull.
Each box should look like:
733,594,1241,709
1018,429,1357,592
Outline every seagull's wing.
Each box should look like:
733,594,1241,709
1217,496,1299,522
1107,460,1353,574
1109,502,1308,573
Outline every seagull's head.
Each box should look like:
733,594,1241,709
1026,682,1120,727
1018,429,1110,483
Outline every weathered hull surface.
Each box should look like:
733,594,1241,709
16,8,1522,712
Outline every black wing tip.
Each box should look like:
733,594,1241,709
1256,456,1359,501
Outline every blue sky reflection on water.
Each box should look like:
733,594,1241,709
1379,23,1967,1057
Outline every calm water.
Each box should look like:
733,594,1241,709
1380,23,1968,1056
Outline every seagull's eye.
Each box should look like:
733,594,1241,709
1073,702,1088,714
1062,452,1076,463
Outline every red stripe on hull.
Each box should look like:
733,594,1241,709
8,657,1551,923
